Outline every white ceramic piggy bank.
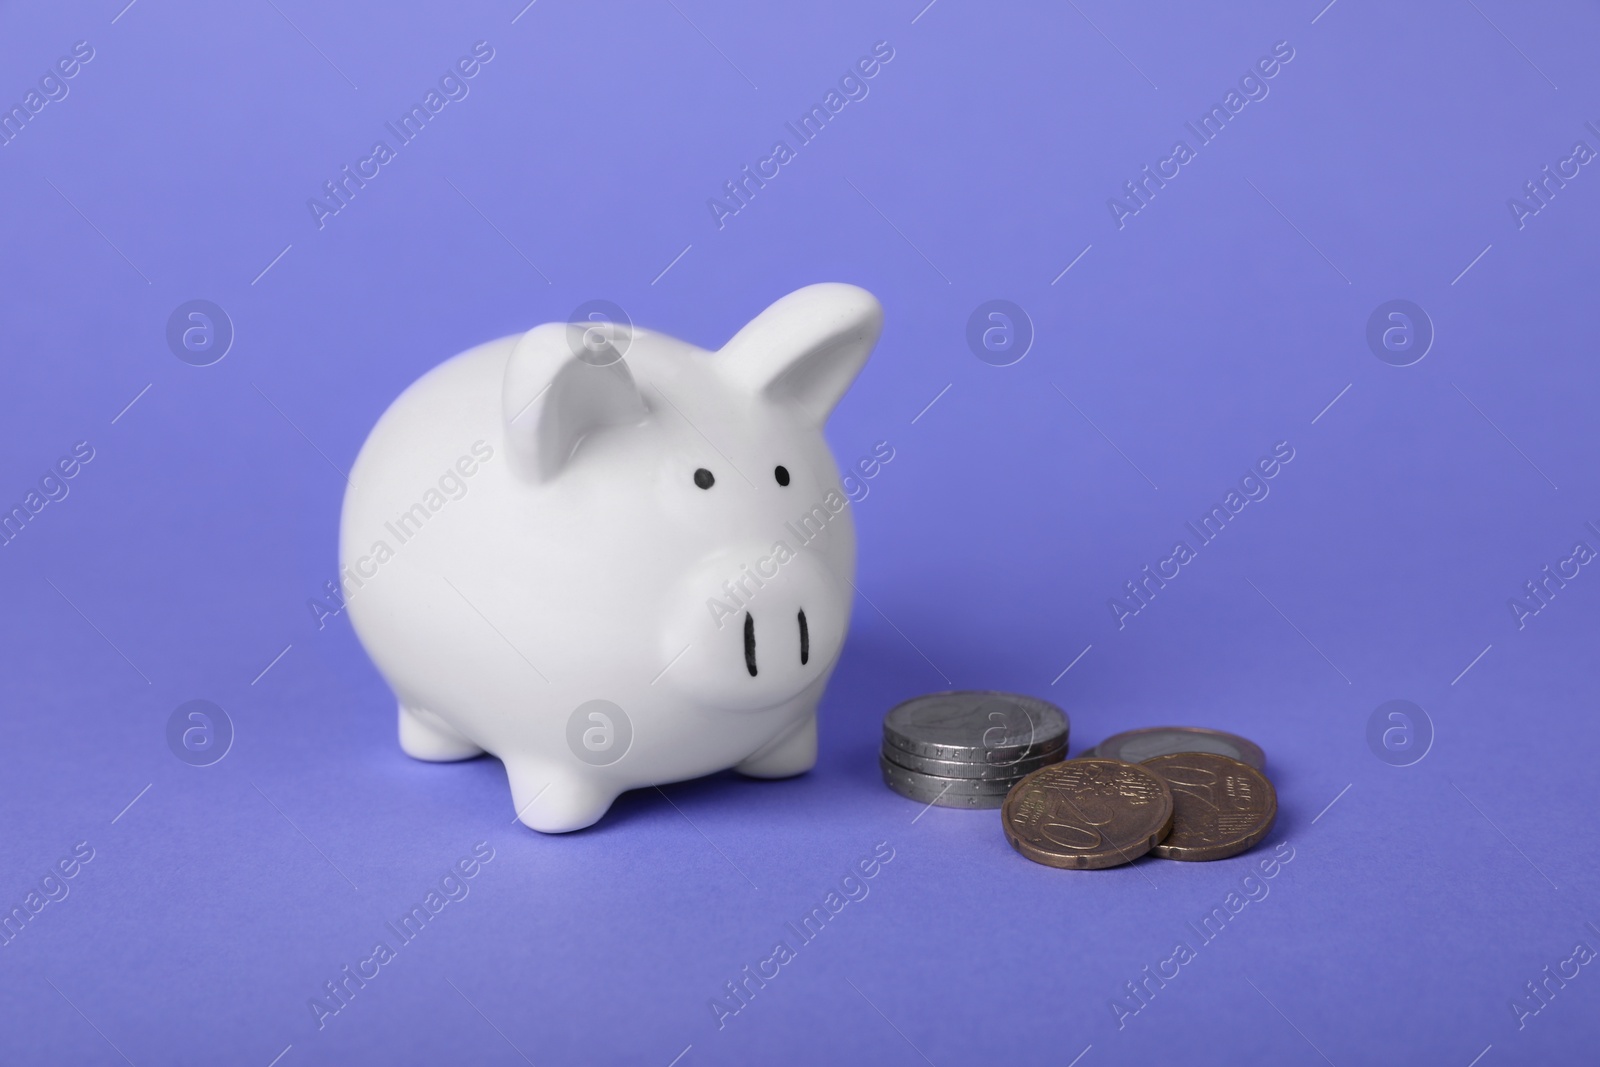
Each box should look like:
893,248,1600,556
340,284,882,832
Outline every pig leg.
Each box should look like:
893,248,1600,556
735,710,817,778
505,761,618,833
398,702,485,761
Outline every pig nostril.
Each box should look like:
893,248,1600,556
743,612,757,677
798,609,809,665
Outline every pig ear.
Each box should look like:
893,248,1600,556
502,322,647,481
717,283,882,426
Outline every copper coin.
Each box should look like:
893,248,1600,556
1001,758,1174,870
1140,752,1277,861
1090,726,1265,771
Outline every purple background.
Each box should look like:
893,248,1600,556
2,0,1598,1063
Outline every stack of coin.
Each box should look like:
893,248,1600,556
1003,725,1277,868
879,691,1068,809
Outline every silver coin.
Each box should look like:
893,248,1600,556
883,691,1068,763
878,755,1019,794
878,755,1016,808
1090,726,1265,771
881,742,1064,781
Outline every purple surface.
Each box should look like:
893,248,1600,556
2,1,1598,1064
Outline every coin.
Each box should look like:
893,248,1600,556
1090,726,1265,770
883,758,1004,809
883,691,1068,764
1001,758,1174,870
879,755,1019,794
1140,752,1277,861
879,755,1015,809
881,742,1064,781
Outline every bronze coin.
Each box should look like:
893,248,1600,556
1090,725,1266,771
1001,758,1174,870
1140,752,1277,861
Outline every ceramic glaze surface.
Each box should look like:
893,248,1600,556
340,284,882,832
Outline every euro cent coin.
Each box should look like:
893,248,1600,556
883,691,1068,764
1001,758,1174,870
1090,726,1265,771
1139,752,1277,861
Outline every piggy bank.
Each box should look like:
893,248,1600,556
340,284,882,832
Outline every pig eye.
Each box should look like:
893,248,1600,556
693,468,715,490
774,465,790,486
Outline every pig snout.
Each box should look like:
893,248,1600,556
739,604,810,677
659,547,847,711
